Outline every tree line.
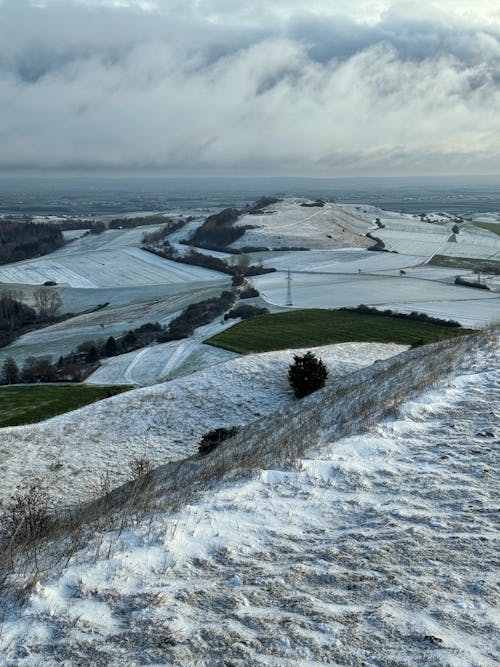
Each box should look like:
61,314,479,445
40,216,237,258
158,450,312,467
0,221,65,264
0,288,63,348
142,241,275,279
0,284,271,385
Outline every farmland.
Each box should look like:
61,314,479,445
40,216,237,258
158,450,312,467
0,196,498,387
252,270,499,327
0,384,131,428
0,244,225,288
0,281,229,368
231,200,375,249
205,308,469,354
0,190,499,667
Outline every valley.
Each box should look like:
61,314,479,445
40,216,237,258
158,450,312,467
0,191,498,666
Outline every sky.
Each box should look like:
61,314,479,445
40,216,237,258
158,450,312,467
0,0,499,177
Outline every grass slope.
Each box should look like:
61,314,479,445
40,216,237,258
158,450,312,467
205,309,469,354
473,221,500,236
0,384,132,428
429,255,500,271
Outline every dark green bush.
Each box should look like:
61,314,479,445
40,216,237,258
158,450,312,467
288,351,328,399
198,426,240,455
224,304,269,320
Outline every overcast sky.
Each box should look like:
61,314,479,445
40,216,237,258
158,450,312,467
0,0,499,176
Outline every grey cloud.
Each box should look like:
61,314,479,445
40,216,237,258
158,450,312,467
287,11,500,69
0,0,498,175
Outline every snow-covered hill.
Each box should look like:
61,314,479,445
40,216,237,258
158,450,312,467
232,198,374,250
0,335,497,666
0,342,405,508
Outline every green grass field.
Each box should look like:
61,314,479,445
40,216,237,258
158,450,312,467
473,221,500,236
429,255,500,272
205,309,470,354
0,384,132,428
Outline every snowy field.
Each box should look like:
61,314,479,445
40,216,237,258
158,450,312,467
0,343,497,665
438,225,500,261
1,199,499,389
0,225,226,288
231,199,374,250
374,229,452,256
371,218,500,261
0,343,405,508
253,271,500,326
371,217,452,256
58,280,229,313
0,282,229,368
0,247,225,288
258,248,427,273
85,320,239,386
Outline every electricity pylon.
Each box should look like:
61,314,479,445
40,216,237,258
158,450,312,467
286,268,293,306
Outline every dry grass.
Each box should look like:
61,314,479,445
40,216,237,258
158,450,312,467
0,324,498,615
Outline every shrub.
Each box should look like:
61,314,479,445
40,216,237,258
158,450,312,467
198,426,240,455
105,336,119,357
21,356,58,383
128,456,154,479
288,351,328,399
342,304,461,328
224,304,269,320
240,287,260,299
1,481,52,542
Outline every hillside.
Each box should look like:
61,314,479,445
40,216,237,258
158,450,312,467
0,329,497,665
0,342,405,508
231,199,375,250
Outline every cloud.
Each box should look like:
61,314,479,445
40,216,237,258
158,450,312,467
0,0,498,175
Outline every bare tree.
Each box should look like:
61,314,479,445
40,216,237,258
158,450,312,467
1,356,19,384
237,254,250,271
34,287,62,319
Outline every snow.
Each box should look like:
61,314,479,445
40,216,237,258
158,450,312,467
85,319,238,386
2,200,498,386
371,218,453,257
257,247,427,273
0,228,226,288
0,282,230,368
231,198,373,250
0,342,497,665
252,271,500,326
0,342,405,508
438,225,500,261
375,298,500,328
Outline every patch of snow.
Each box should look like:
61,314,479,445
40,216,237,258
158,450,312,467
1,344,497,665
231,199,373,250
0,342,405,508
253,271,499,326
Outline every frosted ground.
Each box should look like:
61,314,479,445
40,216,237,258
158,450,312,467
231,200,376,250
0,282,229,368
371,217,500,261
1,197,499,379
231,200,499,328
0,226,224,288
439,224,500,261
0,342,404,508
85,319,238,386
0,343,497,666
253,270,499,327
